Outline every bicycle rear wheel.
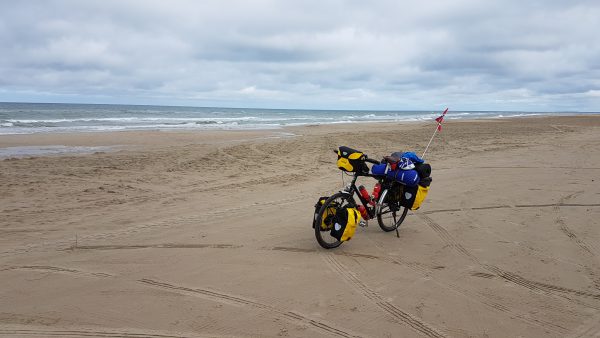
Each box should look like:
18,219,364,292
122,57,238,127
314,192,354,249
376,188,409,232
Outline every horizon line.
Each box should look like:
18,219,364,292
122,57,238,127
1,101,596,114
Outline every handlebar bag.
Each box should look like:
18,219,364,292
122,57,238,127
329,207,361,242
337,146,368,173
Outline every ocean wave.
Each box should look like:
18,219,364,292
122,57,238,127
0,122,284,135
5,116,261,123
0,103,590,135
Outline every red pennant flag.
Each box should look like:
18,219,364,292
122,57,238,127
434,108,448,132
423,108,449,159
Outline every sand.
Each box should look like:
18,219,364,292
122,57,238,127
1,115,600,338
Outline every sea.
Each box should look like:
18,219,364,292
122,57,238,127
0,102,592,135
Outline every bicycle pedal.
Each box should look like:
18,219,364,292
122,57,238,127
359,220,368,227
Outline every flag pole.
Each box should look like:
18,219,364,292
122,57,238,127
421,108,448,159
421,125,439,159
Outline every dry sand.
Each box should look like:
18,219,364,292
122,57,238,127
1,115,599,338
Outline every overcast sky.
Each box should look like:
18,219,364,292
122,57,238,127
1,0,599,111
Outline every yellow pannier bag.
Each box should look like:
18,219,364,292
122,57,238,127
330,208,360,242
337,146,367,173
411,186,429,210
313,196,338,230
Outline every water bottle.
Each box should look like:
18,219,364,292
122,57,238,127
372,183,381,201
358,185,372,204
357,205,370,220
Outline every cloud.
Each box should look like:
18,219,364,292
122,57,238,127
0,0,599,110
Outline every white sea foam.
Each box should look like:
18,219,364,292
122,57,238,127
0,103,591,135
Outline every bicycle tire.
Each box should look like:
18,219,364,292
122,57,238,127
376,188,409,232
314,192,354,249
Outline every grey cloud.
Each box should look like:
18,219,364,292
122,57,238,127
0,0,599,110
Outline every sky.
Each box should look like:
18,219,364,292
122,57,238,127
0,0,599,111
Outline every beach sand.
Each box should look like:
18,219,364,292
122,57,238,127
1,115,600,337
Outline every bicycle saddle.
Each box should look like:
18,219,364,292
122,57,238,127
383,155,400,164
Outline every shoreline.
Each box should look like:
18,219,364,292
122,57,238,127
1,114,598,155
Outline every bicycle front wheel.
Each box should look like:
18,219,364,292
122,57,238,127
314,192,355,249
376,188,409,232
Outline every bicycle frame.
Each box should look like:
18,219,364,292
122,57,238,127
339,172,381,220
341,168,407,222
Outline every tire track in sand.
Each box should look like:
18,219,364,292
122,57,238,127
65,243,241,251
268,246,381,261
422,202,600,215
0,327,197,338
271,246,570,333
457,194,600,290
554,191,599,258
1,265,113,278
359,234,570,335
322,254,446,338
0,195,307,258
2,265,364,338
417,214,600,307
569,313,600,338
138,279,363,338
